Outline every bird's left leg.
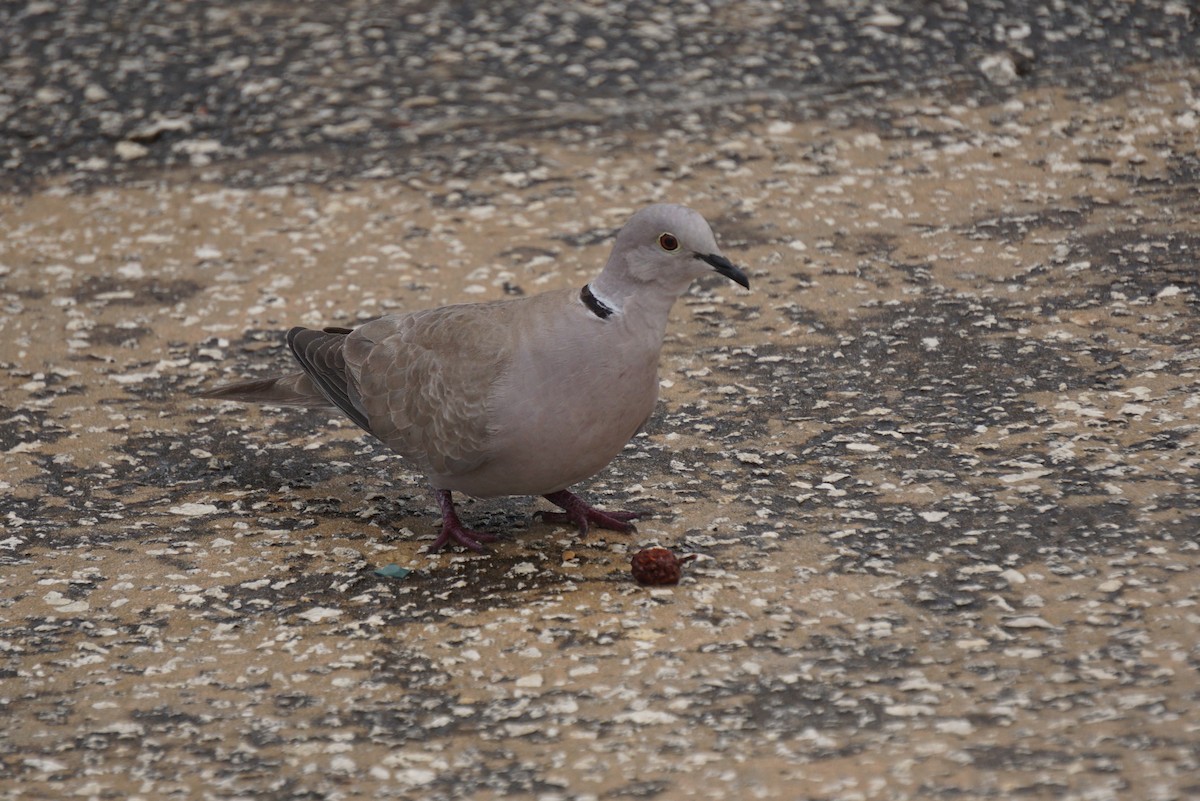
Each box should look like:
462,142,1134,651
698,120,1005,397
536,489,640,536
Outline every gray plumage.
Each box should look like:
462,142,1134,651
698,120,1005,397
200,203,750,552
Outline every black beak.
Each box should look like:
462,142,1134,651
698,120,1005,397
696,252,750,289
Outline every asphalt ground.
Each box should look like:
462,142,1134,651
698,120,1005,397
1,2,1198,800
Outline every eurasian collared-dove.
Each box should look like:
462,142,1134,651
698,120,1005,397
201,204,749,552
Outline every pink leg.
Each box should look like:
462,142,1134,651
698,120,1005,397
535,490,640,536
428,489,499,553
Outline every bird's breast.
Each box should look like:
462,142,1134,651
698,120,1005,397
438,322,662,497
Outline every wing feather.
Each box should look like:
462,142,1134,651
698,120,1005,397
345,303,516,477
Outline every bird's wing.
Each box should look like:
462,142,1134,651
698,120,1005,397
345,302,518,477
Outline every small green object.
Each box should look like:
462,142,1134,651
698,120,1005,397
374,563,412,579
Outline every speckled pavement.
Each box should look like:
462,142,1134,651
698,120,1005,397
3,3,1199,800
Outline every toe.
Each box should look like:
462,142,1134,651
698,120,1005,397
429,525,496,553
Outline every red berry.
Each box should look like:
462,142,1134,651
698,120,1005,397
630,547,696,586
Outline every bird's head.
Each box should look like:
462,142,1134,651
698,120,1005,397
606,203,750,295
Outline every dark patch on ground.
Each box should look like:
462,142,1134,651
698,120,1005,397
1047,228,1200,309
964,206,1093,245
0,405,69,450
685,668,890,743
86,323,153,347
4,0,1195,189
73,275,203,306
188,543,592,625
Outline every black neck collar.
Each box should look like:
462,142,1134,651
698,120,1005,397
580,284,614,319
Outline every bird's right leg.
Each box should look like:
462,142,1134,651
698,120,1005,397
428,489,499,553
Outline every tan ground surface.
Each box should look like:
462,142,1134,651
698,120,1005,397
2,64,1198,799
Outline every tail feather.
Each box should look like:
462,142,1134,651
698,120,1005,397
197,373,333,408
285,327,371,430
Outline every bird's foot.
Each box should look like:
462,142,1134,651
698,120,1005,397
428,489,499,553
428,522,498,553
536,490,640,536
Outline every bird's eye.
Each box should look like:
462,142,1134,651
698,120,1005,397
658,232,680,251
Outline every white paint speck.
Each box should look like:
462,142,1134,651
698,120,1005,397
297,606,343,623
168,502,218,516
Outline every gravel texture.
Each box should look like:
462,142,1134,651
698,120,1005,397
3,0,1196,188
2,2,1199,800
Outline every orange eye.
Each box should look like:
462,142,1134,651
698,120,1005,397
658,232,680,251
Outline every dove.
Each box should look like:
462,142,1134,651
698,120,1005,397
200,203,749,552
